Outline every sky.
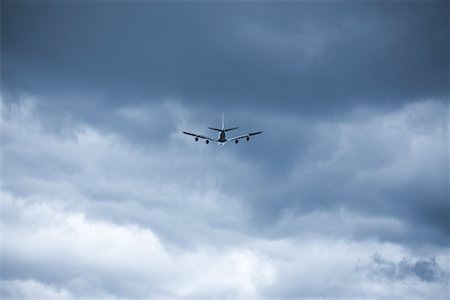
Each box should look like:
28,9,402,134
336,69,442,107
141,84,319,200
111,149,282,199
1,1,449,299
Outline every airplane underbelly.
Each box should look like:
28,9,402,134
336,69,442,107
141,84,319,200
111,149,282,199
218,132,227,143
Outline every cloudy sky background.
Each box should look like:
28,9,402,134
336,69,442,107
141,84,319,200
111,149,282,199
1,1,449,299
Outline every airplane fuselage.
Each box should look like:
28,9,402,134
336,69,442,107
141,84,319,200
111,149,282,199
218,131,227,143
217,130,227,146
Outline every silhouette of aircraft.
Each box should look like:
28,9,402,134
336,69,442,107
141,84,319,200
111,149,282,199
183,113,262,146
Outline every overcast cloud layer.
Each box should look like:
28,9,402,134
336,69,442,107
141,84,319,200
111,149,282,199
1,1,449,299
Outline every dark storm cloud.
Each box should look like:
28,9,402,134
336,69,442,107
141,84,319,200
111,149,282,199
1,1,449,298
2,1,447,167
3,1,448,116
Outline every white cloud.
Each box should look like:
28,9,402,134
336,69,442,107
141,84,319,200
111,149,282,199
0,279,74,300
1,193,274,298
2,191,447,299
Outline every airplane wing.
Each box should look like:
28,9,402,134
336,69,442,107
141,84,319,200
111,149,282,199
182,131,217,142
228,131,263,142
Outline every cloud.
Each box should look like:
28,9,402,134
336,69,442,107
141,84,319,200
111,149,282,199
368,254,447,283
2,96,448,247
237,100,449,247
2,2,448,298
1,96,448,298
1,193,273,298
2,192,448,299
3,2,448,115
0,279,74,300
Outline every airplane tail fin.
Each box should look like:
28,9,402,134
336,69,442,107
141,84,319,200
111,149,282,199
209,113,237,132
222,113,238,131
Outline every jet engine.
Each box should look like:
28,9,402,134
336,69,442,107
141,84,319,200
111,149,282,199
206,140,209,144
235,140,239,144
195,137,199,142
246,137,250,141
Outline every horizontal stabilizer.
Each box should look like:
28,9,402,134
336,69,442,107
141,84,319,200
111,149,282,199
208,127,222,132
224,127,239,132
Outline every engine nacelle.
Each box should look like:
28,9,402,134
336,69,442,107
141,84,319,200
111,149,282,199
206,140,209,144
246,137,250,141
195,137,199,142
235,140,239,144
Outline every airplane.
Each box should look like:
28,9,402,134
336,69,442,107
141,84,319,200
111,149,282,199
183,113,262,146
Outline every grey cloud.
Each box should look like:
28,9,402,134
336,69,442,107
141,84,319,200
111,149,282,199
2,2,449,299
1,96,449,299
2,2,447,181
369,254,447,283
237,101,449,248
3,2,448,117
2,97,447,250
